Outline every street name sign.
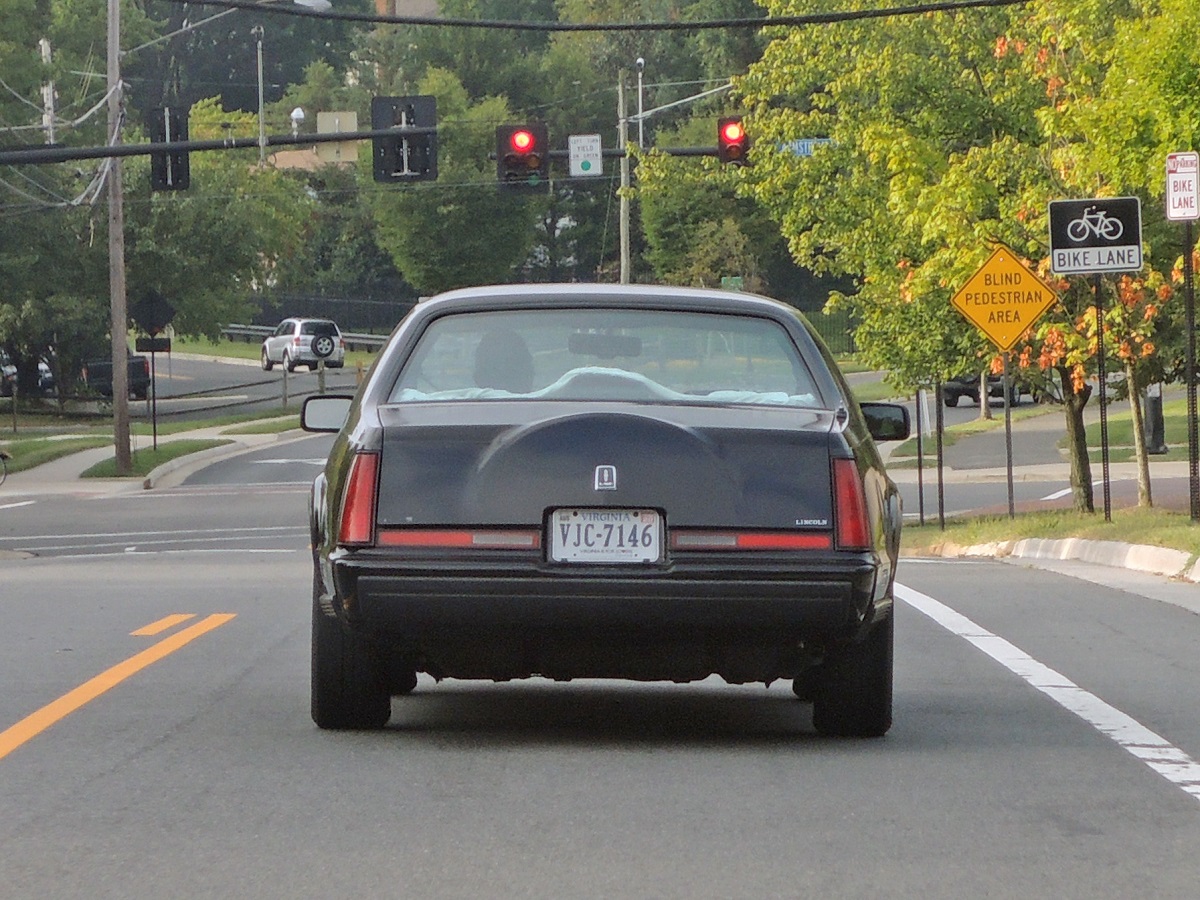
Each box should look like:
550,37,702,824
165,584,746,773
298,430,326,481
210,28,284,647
1048,196,1143,274
569,134,602,176
1166,152,1200,221
951,244,1058,351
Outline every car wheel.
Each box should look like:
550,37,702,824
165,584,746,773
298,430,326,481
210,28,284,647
311,575,391,730
261,348,273,371
285,351,298,373
943,392,959,407
791,666,821,702
811,608,893,737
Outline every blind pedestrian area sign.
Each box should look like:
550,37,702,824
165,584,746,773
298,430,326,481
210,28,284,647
951,245,1058,352
1048,197,1143,274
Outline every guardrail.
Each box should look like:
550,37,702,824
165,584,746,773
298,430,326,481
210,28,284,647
221,325,386,352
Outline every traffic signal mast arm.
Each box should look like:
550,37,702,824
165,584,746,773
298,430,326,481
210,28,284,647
0,126,439,166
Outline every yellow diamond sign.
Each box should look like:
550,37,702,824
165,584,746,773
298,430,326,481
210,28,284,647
951,244,1059,352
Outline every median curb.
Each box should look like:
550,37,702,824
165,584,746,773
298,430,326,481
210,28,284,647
911,537,1200,584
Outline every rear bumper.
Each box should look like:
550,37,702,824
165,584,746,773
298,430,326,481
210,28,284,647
324,552,883,682
329,551,879,636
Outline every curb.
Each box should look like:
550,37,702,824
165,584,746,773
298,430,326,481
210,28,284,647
913,537,1200,584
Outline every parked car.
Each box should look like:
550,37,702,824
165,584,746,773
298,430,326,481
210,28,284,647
2,351,58,398
941,372,1025,407
300,284,910,737
82,350,151,400
0,352,14,398
261,318,346,372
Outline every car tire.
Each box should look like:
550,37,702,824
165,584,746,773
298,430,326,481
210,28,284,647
811,608,893,737
311,578,391,730
1008,384,1020,406
284,351,298,373
943,393,959,407
261,348,273,371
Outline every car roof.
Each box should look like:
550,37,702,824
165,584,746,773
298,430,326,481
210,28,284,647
418,283,800,318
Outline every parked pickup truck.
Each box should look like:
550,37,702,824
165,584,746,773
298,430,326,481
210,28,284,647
83,352,151,400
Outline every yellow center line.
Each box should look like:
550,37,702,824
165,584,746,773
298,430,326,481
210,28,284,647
0,613,236,762
131,614,197,636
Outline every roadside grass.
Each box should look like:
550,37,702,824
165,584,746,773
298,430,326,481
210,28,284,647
81,439,233,478
1,408,299,473
850,380,902,403
902,505,1200,563
171,334,377,371
0,436,114,473
1080,397,1194,462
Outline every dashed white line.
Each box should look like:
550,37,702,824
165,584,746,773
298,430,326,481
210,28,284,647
897,583,1200,805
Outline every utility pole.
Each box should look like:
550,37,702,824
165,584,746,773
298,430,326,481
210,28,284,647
618,70,630,285
39,39,55,144
107,0,131,474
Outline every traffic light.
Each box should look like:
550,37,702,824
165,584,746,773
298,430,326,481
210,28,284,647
149,107,189,191
717,116,750,166
496,123,550,192
372,95,438,183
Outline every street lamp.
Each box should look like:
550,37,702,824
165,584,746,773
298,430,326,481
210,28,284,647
252,24,265,165
635,57,645,149
290,106,305,138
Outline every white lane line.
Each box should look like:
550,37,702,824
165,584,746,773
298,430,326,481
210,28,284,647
896,583,1200,805
0,501,37,511
1041,479,1104,501
249,458,327,465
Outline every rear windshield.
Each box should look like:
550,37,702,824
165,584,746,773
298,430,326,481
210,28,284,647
301,321,339,337
388,308,821,408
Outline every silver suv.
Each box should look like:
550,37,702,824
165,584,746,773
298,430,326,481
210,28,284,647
261,318,346,372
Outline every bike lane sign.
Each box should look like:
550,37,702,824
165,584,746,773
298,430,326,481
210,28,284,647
1048,196,1142,274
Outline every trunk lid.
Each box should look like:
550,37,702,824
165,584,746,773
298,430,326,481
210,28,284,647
375,402,839,530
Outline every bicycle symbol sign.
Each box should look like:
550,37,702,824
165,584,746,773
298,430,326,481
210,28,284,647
1049,196,1142,275
1066,206,1123,242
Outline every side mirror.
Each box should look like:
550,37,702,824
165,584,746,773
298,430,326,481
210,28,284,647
301,395,353,433
859,402,910,442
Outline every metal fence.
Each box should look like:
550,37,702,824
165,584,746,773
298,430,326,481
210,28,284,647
804,307,858,356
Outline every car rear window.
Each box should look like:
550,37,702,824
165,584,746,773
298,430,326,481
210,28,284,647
301,321,339,337
388,308,820,407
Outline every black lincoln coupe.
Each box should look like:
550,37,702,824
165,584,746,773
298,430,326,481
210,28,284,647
302,284,909,736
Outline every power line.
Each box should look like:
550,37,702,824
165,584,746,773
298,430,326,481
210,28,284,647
159,0,1028,32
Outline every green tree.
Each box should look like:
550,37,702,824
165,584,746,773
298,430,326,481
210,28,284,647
739,0,1188,513
121,98,312,338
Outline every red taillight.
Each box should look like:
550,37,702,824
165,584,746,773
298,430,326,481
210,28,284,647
833,458,871,550
337,452,379,546
670,531,831,551
377,529,541,549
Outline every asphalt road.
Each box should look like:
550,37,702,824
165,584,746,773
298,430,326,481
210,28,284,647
2,446,1200,896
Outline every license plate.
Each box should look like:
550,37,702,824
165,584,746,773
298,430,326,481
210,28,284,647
548,508,663,563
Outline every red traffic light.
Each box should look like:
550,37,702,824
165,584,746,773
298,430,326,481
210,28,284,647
717,116,749,165
510,129,536,153
497,123,550,192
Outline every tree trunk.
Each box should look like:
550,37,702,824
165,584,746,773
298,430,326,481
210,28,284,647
978,371,992,420
1126,361,1152,507
1060,366,1094,512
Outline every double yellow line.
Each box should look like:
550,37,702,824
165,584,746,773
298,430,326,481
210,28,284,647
0,613,235,761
